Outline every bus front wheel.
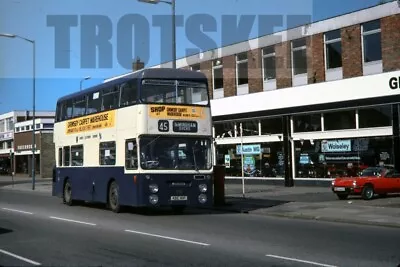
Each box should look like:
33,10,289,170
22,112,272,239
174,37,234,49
108,181,121,213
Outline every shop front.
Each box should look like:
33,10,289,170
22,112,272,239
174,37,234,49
13,132,40,176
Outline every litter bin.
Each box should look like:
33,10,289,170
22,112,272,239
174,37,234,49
213,165,226,206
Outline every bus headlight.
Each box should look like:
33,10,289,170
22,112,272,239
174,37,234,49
198,194,207,204
149,184,159,193
199,184,207,193
149,194,158,205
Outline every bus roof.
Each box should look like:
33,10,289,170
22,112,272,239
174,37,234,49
57,68,208,104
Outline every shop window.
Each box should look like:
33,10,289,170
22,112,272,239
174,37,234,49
125,139,138,169
86,91,101,114
214,122,235,138
260,117,283,134
71,145,84,166
212,59,224,90
262,46,276,80
63,146,70,166
293,114,322,132
101,86,119,111
324,30,342,69
291,38,307,75
120,80,138,107
240,120,259,136
58,148,63,167
99,141,116,166
324,110,356,131
362,20,382,63
359,105,392,128
236,52,248,86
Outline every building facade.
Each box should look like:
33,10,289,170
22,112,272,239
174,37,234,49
105,2,400,184
0,111,55,176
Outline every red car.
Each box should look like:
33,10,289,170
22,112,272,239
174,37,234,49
331,167,400,200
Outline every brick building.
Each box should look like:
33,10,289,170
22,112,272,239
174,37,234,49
105,2,400,185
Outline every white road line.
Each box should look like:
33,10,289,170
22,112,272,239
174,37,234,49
49,216,96,226
2,208,33,215
266,254,338,267
0,249,41,266
125,230,210,246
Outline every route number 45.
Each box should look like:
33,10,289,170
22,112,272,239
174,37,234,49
158,120,169,132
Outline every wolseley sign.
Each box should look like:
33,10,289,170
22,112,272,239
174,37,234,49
321,140,351,153
0,132,13,141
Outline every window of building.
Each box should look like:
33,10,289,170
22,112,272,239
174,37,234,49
99,141,116,165
324,30,342,69
87,91,102,114
324,110,356,131
101,86,119,111
291,38,307,75
260,117,283,134
262,46,276,80
212,59,224,90
359,105,392,128
43,124,54,129
362,20,382,63
35,124,40,130
125,139,138,169
240,120,259,136
293,114,322,132
120,80,138,107
71,145,84,166
63,146,70,166
191,64,201,72
0,120,5,132
58,148,63,167
214,122,235,138
6,118,14,132
15,127,20,132
236,52,248,85
72,96,86,117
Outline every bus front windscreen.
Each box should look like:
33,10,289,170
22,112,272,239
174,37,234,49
139,136,213,170
140,79,209,105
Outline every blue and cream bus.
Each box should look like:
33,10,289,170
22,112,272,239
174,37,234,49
52,68,214,213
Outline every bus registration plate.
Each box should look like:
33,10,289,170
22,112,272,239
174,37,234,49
171,196,187,201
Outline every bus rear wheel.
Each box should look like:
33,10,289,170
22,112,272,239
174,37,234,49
63,180,73,206
108,181,121,213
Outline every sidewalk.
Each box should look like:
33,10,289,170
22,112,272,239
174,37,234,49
2,181,400,228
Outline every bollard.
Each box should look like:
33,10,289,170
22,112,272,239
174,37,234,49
213,165,226,206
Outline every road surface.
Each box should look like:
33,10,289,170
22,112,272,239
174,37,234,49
0,189,399,267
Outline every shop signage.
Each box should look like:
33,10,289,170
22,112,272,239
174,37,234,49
236,144,261,155
321,140,351,153
0,132,13,141
389,76,399,90
224,154,230,168
16,144,37,151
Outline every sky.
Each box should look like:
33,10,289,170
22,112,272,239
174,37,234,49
0,0,389,114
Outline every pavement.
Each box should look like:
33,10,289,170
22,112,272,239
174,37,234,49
1,180,400,230
1,189,400,267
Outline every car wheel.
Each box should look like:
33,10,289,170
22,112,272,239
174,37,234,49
336,194,349,200
362,185,374,200
108,181,121,213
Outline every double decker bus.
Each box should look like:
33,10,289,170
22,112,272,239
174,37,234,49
52,68,214,213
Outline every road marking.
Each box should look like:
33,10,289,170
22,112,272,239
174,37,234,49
0,249,41,266
266,254,338,267
2,208,33,215
125,230,210,246
49,216,96,226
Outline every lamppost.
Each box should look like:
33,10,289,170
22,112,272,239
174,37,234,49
138,0,176,69
80,76,91,91
0,33,36,190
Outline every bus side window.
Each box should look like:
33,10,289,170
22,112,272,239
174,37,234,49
71,145,84,167
87,92,101,115
120,81,137,107
125,139,138,169
99,141,116,166
58,148,63,167
63,146,71,166
101,87,119,111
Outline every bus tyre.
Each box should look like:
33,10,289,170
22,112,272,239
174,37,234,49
108,181,121,213
63,180,73,206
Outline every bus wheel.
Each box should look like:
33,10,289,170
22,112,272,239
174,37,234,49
63,180,73,206
108,181,121,213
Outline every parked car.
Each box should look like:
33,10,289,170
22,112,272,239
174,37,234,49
331,167,400,200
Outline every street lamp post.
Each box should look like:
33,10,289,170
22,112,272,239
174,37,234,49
240,123,245,198
138,0,176,69
80,76,91,91
0,33,36,190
